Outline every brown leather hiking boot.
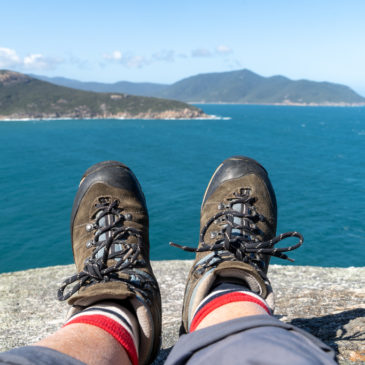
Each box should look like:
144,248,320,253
58,161,161,365
171,156,303,333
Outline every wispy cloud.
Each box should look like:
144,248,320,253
0,46,62,70
103,49,176,68
191,48,212,58
124,55,150,68
216,45,233,55
103,46,234,68
103,51,149,68
227,59,243,70
191,45,233,58
152,49,175,63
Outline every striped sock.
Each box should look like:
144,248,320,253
64,301,139,365
189,283,271,332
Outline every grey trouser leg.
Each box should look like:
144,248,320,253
0,346,86,365
165,315,337,365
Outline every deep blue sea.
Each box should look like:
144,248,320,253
0,105,364,273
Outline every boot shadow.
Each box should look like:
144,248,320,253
153,347,173,365
288,308,365,353
153,309,364,363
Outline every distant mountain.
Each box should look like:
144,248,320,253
159,69,365,104
0,71,206,120
31,69,365,105
30,74,168,97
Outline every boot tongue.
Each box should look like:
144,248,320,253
95,211,123,261
231,202,253,241
232,203,243,236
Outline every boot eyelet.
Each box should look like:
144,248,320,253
124,213,132,220
85,223,94,232
210,231,218,238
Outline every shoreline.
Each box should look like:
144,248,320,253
190,101,365,107
0,105,213,122
1,103,364,122
0,115,223,122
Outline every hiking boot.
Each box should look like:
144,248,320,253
58,161,161,365
171,156,303,333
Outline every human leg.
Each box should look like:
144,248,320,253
35,322,132,365
35,301,139,365
167,156,336,364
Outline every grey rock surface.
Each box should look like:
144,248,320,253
0,262,364,364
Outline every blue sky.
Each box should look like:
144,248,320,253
1,0,365,95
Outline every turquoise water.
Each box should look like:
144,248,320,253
0,105,364,273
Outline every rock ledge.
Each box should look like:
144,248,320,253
0,262,364,364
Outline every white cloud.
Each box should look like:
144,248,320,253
216,45,233,54
0,46,62,70
0,47,21,68
103,50,123,61
23,54,61,70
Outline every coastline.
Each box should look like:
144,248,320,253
1,103,364,122
0,116,218,122
190,101,365,107
0,115,221,122
0,108,215,122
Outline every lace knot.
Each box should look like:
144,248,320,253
58,199,146,301
170,189,303,270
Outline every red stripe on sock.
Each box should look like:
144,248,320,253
65,314,138,365
190,292,270,332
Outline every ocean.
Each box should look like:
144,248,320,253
0,105,364,273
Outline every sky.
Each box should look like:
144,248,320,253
1,0,365,96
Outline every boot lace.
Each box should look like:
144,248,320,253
58,199,157,302
170,188,303,272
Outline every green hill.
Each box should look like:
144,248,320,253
0,71,206,120
159,69,365,104
33,69,365,105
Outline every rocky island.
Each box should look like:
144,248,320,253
0,71,209,120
